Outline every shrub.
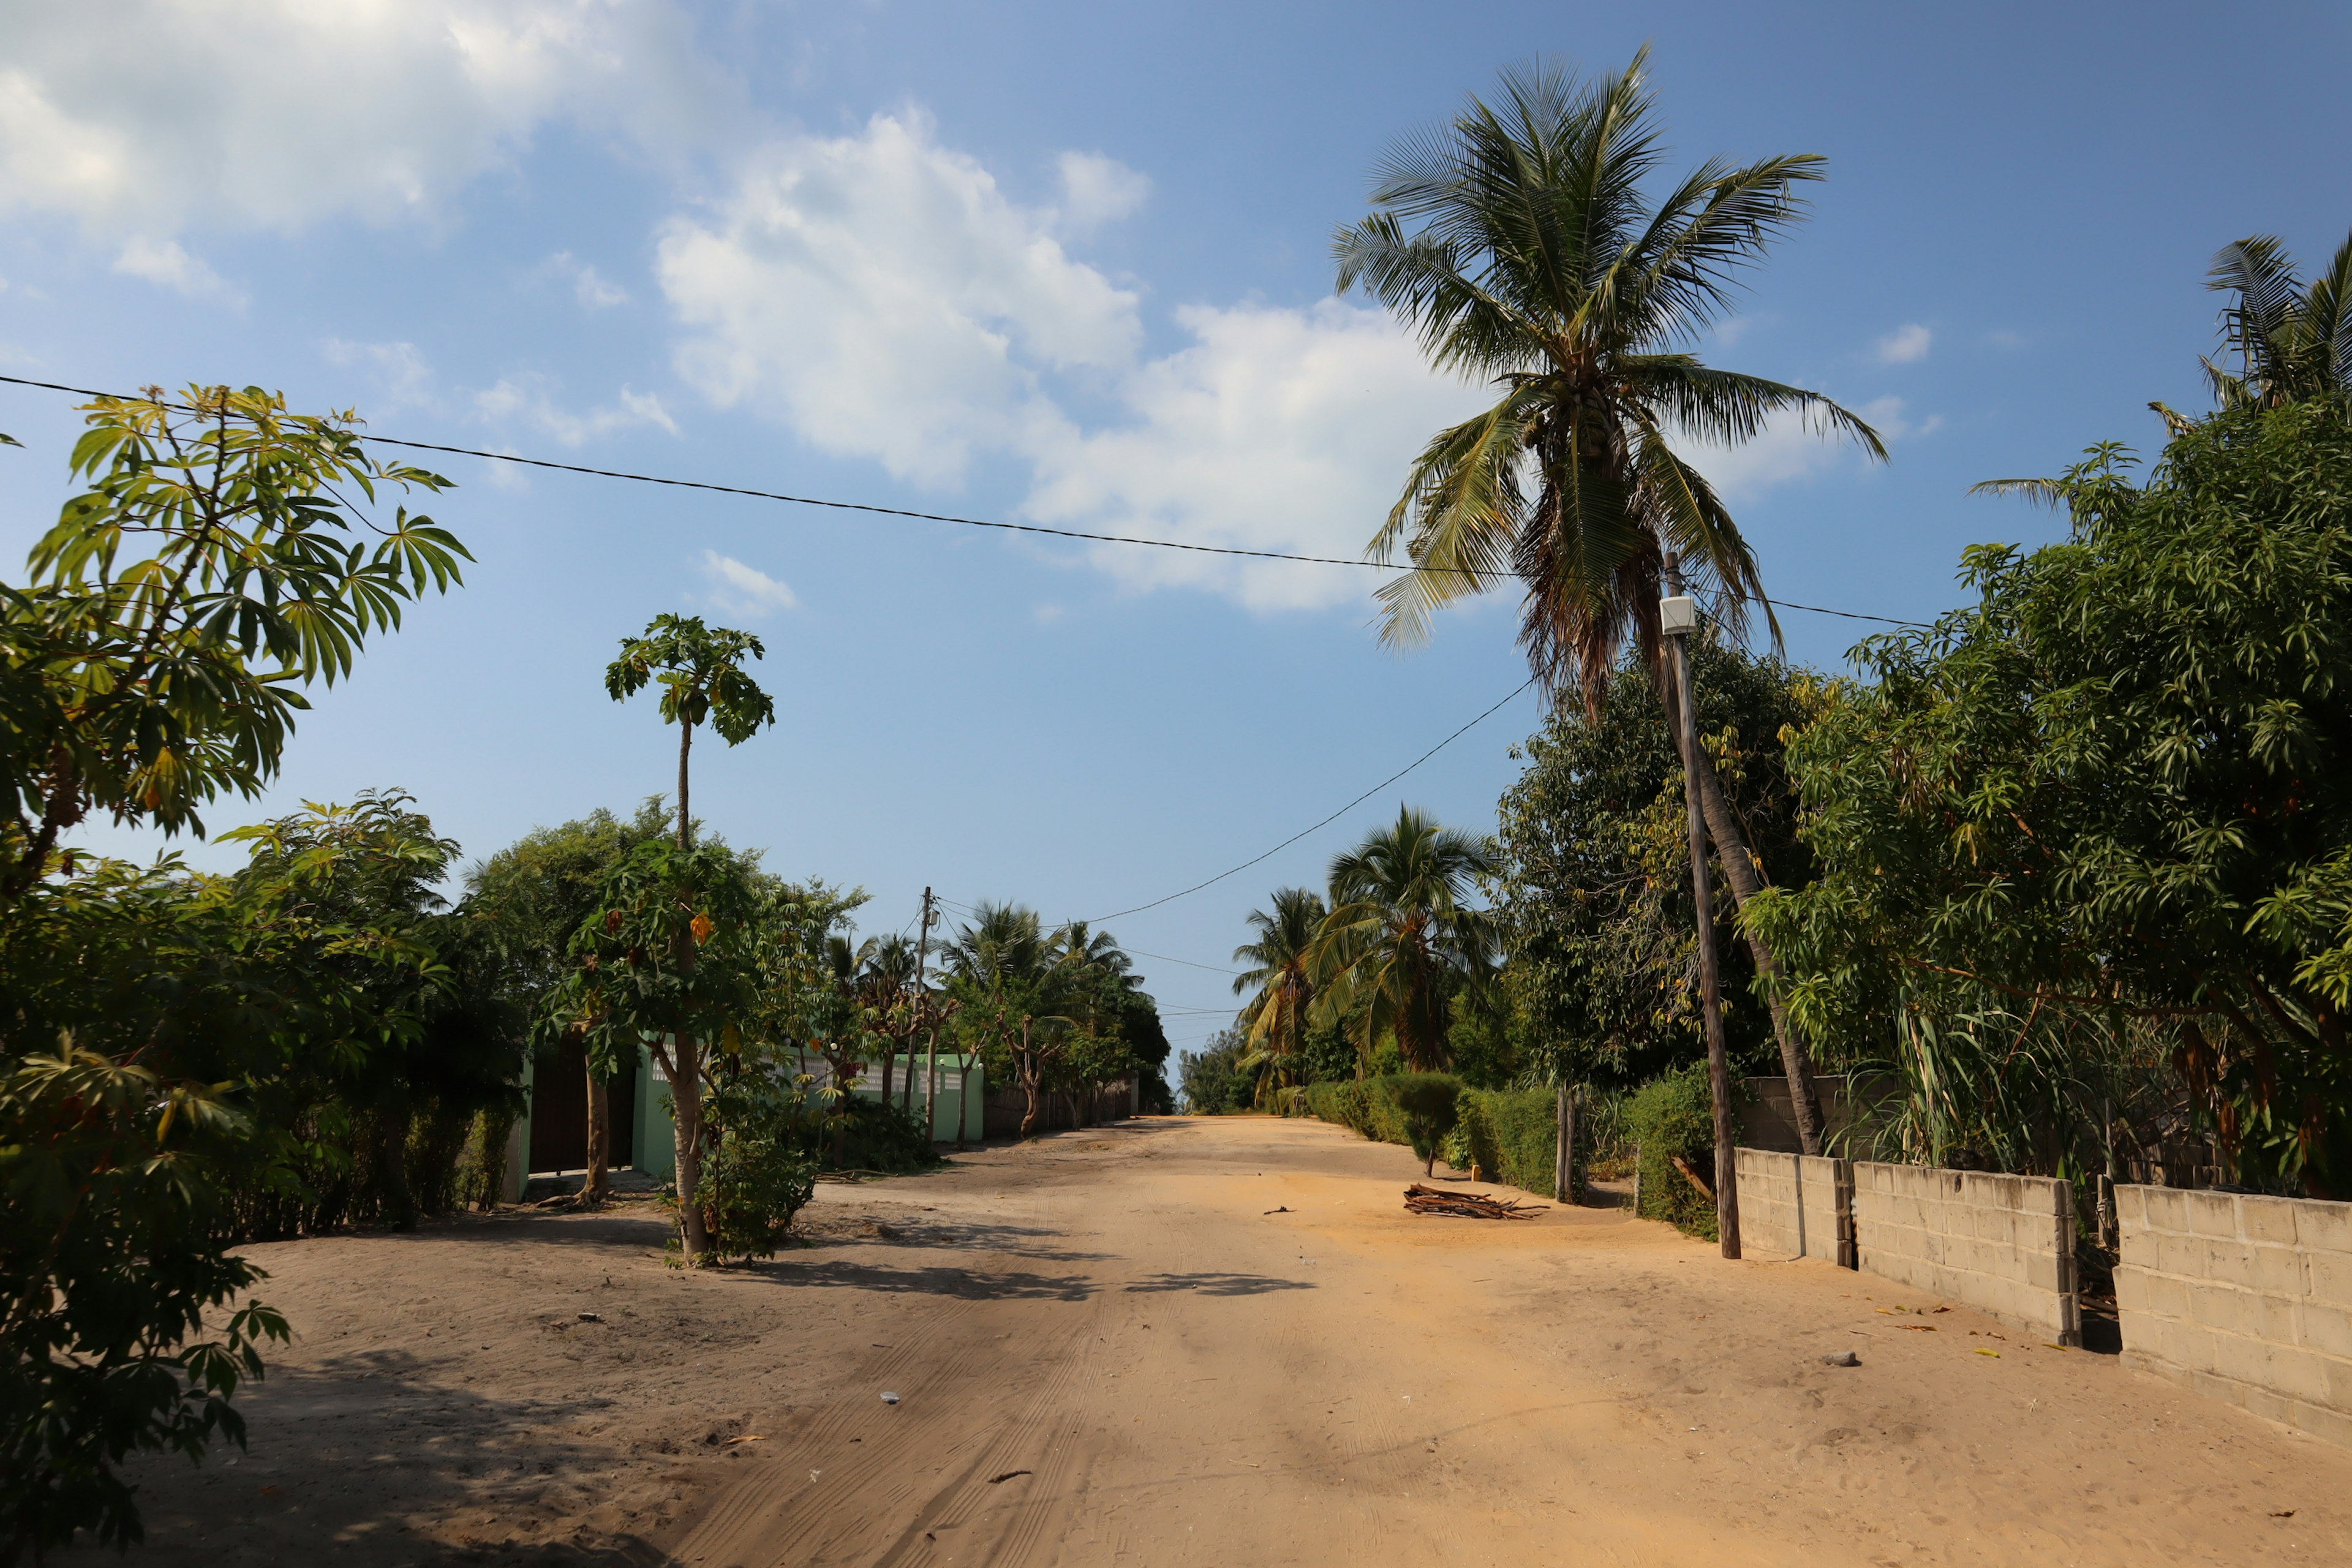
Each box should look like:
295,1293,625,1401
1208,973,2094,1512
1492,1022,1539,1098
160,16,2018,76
694,1074,818,1262
1627,1064,1730,1239
827,1098,942,1174
1381,1074,1461,1174
1448,1088,1585,1202
1,1049,290,1561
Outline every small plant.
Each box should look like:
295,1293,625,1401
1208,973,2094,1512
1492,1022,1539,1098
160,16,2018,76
693,1072,816,1262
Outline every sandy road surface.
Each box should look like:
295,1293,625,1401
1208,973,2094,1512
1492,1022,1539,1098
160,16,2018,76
94,1115,2352,1566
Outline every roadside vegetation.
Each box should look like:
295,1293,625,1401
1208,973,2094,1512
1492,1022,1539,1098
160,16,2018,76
11,43,2352,1567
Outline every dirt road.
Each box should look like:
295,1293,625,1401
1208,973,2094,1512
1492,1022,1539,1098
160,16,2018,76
99,1116,2352,1565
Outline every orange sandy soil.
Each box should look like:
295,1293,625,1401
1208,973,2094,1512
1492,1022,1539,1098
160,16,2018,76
78,1115,2352,1566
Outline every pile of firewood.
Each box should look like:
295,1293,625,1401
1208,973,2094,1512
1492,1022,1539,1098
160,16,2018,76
1403,1183,1545,1219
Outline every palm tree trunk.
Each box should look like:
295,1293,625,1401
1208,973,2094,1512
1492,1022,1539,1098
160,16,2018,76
1661,677,1828,1158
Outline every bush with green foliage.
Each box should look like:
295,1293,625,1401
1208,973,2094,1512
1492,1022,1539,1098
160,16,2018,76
694,1073,818,1263
1754,402,2352,1193
1491,643,1819,1095
1384,1073,1460,1174
1447,1088,1583,1200
1178,1030,1253,1114
0,1051,292,1562
1627,1065,1727,1239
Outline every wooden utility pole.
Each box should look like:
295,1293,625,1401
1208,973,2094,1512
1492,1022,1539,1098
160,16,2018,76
1663,554,1741,1260
1554,1082,1576,1203
913,888,937,1134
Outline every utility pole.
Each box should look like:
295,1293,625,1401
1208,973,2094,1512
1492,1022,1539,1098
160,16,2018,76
913,888,937,1136
1662,554,1741,1260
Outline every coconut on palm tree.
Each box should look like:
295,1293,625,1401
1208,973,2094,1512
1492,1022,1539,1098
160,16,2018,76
1310,808,1497,1073
1231,887,1328,1104
1333,51,1880,1154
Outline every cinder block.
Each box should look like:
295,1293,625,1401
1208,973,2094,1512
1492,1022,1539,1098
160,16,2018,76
2286,1395,2352,1450
2309,1252,2352,1305
2242,1196,2299,1245
2157,1315,2219,1370
2258,1292,2301,1348
2253,1243,2310,1297
2319,1351,2352,1412
2296,1200,2352,1256
2188,1280,2252,1333
2297,1301,2352,1361
2116,1185,2150,1227
2144,1186,2191,1234
2183,1191,2238,1238
2262,1344,2335,1406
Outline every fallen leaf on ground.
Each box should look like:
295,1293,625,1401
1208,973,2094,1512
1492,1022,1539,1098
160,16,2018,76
989,1470,1033,1484
1973,1348,2000,1358
723,1435,765,1446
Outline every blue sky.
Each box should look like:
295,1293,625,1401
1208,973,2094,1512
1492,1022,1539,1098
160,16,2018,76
2,1,2347,1053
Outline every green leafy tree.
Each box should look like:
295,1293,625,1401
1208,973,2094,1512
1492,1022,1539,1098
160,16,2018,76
605,616,775,854
0,386,465,903
1491,643,1822,1092
1310,808,1498,1072
1752,402,2352,1193
1334,54,1880,1152
942,902,1069,1139
546,840,765,1260
467,799,674,1202
1231,888,1327,1106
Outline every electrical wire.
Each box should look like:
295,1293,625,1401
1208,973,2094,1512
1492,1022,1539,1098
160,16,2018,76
0,372,1925,627
1083,676,1539,925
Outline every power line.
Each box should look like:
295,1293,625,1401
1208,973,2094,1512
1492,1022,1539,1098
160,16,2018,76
0,372,1924,627
1123,948,1242,976
1084,676,1540,925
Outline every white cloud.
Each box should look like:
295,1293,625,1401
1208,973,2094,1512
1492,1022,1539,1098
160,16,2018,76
1055,151,1150,232
658,111,1142,488
111,236,242,304
1023,300,1490,609
473,374,679,447
1875,323,1932,364
541,251,628,309
698,549,797,616
0,0,728,236
1988,328,2028,350
322,338,435,409
657,112,1886,616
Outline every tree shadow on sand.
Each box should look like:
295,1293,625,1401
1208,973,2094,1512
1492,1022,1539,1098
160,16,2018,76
746,1257,1096,1302
58,1349,676,1566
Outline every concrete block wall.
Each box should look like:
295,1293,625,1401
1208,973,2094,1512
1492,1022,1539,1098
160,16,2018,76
1735,1148,1852,1264
2115,1186,2352,1447
1852,1162,2081,1344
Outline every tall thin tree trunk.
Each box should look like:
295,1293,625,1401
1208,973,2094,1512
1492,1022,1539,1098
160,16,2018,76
676,722,693,851
661,1035,710,1259
1661,675,1828,1158
1018,1023,1041,1139
584,1063,611,1205
1666,560,1740,1260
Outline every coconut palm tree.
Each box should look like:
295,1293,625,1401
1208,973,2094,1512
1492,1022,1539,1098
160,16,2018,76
1310,809,1497,1072
856,932,922,1104
1231,888,1328,1103
941,902,1068,1138
1333,52,1878,1154
2202,228,2352,410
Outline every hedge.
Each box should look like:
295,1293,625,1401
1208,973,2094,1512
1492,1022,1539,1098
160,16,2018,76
1627,1063,1725,1239
1304,1075,1585,1202
1449,1088,1586,1204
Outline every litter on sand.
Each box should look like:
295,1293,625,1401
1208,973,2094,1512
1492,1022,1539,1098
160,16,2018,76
881,1392,902,1404
1402,1183,1545,1219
